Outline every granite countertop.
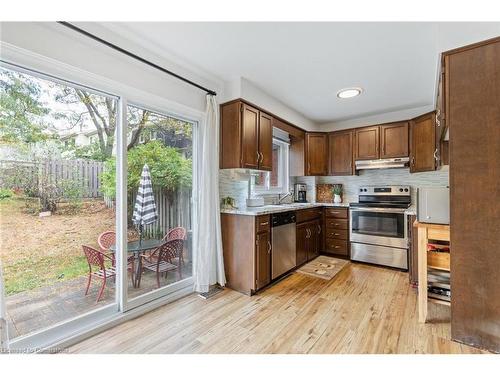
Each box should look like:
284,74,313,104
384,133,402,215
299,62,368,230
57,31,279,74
220,202,350,216
220,202,416,216
405,205,417,216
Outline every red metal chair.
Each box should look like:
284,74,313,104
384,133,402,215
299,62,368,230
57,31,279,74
98,230,135,284
82,245,116,303
162,227,187,265
140,239,184,288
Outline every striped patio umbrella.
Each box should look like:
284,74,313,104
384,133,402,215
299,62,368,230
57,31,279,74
132,164,158,243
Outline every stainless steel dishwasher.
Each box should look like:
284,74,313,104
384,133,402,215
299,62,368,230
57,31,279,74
271,212,297,279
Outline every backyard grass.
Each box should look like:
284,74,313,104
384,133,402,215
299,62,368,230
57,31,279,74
0,197,116,295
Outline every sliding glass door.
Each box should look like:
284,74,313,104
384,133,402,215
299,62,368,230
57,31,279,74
0,61,197,349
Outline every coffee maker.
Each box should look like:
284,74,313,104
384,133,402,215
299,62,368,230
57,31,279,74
294,183,307,203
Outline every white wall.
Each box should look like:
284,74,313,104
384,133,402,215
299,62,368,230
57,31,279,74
0,22,224,114
230,77,317,131
317,104,435,131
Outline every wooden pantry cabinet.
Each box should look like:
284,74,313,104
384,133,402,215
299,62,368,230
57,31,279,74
220,100,273,171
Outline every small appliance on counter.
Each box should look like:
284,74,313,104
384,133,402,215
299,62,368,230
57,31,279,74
294,183,307,203
417,187,449,224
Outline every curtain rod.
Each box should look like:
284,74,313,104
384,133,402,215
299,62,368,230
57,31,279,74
57,21,217,96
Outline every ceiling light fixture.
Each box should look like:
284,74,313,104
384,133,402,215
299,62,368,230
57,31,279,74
337,87,363,99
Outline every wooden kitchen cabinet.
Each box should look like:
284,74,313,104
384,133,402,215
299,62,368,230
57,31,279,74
354,126,379,160
305,133,328,176
380,121,409,158
221,213,272,295
220,100,273,170
322,207,349,257
255,230,271,290
410,112,436,173
296,222,309,266
296,208,322,265
328,130,354,175
258,111,273,171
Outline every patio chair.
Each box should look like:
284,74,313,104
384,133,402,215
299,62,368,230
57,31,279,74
162,227,187,265
98,230,135,283
139,239,184,288
82,245,117,303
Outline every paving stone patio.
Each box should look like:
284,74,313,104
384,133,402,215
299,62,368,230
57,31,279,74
5,262,193,339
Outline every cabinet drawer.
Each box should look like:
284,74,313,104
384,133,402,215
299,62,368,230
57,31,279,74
325,218,348,230
324,207,348,218
427,251,450,271
324,239,349,256
256,215,270,233
296,208,322,223
325,228,348,240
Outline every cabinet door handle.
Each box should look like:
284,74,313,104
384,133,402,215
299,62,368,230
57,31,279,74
334,233,340,236
306,228,310,238
260,222,269,226
317,225,321,234
433,148,439,161
256,151,260,163
335,246,340,249
411,157,415,166
267,241,271,253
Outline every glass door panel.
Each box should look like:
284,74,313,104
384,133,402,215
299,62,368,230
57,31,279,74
0,64,119,340
124,105,194,305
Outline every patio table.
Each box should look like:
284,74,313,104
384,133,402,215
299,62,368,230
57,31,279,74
110,239,165,288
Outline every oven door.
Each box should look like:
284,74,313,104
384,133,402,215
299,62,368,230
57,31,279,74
350,207,408,248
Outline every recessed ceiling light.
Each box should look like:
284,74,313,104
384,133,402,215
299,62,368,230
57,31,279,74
337,87,363,99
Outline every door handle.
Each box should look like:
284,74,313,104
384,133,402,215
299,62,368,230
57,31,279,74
306,228,310,238
318,224,321,234
411,157,415,166
267,241,271,253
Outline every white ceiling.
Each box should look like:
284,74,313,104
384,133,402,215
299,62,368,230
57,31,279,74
99,22,499,124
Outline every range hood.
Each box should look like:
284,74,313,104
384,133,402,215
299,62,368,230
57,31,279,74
355,157,409,170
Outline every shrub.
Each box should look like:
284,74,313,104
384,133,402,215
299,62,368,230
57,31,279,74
0,188,13,200
101,141,192,198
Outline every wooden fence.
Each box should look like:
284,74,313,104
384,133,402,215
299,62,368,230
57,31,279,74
106,188,192,239
0,158,105,198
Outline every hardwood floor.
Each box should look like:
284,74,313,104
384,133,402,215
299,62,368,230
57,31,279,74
68,263,485,354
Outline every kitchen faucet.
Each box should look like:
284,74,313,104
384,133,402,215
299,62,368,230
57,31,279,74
277,192,292,205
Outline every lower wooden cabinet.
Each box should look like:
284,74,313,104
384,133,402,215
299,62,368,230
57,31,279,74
296,220,321,266
255,230,271,290
221,213,272,295
322,207,350,257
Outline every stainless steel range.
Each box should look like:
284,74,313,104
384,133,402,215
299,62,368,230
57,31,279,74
349,185,411,270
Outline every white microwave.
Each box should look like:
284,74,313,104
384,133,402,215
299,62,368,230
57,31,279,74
417,187,450,224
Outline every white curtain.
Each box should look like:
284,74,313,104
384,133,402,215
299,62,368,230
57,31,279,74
193,95,226,293
0,261,9,350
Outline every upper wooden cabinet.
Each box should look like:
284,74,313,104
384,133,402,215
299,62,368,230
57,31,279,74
354,126,379,160
220,100,273,170
354,122,409,161
305,133,328,176
380,121,409,158
410,112,436,173
328,130,354,175
258,112,273,171
240,103,259,169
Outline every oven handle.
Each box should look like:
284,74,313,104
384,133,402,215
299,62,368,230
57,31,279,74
349,207,407,214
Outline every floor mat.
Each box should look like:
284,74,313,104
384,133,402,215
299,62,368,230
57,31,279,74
296,256,349,280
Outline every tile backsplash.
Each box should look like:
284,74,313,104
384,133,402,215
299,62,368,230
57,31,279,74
219,167,449,208
317,167,449,203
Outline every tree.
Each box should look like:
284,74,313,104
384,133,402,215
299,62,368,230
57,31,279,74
55,89,152,159
101,141,192,198
0,69,54,143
